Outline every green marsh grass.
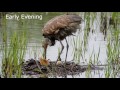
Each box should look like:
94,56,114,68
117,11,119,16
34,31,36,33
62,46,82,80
0,12,28,78
71,12,97,64
105,29,120,77
70,12,120,78
104,12,120,78
0,12,120,78
1,30,27,78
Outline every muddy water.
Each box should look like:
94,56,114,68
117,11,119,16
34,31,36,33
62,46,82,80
0,12,117,78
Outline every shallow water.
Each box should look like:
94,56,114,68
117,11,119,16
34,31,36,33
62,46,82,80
0,12,119,78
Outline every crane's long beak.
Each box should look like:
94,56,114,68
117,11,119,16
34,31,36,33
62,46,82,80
44,46,47,59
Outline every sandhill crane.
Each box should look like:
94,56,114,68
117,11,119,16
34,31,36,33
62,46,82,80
42,14,83,65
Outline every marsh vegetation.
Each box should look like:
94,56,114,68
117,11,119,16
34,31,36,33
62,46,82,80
0,12,120,78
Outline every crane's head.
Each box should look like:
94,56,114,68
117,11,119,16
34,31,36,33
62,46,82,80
42,38,55,48
42,38,49,49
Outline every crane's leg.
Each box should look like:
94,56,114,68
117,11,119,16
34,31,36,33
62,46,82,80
65,38,69,63
57,40,64,61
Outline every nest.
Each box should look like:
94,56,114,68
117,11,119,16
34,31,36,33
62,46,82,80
22,58,104,77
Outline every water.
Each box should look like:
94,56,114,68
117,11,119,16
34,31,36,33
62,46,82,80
0,12,120,78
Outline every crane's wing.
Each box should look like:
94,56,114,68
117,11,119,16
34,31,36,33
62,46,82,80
42,14,82,35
